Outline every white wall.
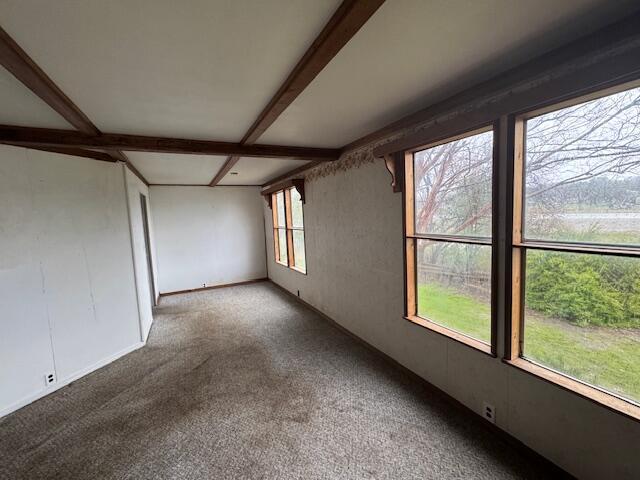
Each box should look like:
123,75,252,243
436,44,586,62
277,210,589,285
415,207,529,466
264,161,640,480
0,145,144,416
124,169,159,341
150,186,267,293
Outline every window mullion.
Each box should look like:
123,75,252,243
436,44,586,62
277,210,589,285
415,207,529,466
284,188,294,268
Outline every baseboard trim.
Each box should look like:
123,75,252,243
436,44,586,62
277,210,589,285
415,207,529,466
267,279,574,479
0,341,145,419
159,277,268,298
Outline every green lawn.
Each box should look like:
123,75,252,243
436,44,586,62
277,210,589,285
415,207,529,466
418,284,492,343
418,283,640,403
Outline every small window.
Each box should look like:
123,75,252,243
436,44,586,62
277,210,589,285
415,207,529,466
405,128,495,353
511,83,640,413
271,187,306,273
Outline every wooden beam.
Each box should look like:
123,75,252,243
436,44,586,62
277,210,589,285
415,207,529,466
107,150,129,162
124,158,149,186
209,0,385,186
261,178,305,200
372,41,640,158
0,26,132,163
261,161,322,189
209,155,240,186
0,125,341,160
0,25,98,135
343,10,640,154
1,142,116,163
3,142,150,186
242,0,386,145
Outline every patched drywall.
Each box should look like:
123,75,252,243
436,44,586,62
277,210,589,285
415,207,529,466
264,160,640,480
0,145,143,416
150,186,267,293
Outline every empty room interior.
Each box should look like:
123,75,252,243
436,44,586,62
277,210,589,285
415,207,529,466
2,1,640,479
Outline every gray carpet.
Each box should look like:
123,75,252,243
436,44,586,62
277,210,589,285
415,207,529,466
0,282,560,479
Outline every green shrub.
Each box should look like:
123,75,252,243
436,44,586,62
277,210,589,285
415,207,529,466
526,252,640,327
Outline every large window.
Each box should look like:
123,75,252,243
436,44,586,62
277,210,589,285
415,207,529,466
398,80,640,419
405,128,495,353
511,84,640,412
271,187,306,273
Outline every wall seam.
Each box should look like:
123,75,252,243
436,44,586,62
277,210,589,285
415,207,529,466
23,146,59,382
121,164,145,343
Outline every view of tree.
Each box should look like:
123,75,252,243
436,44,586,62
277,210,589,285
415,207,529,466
414,130,492,238
525,87,640,243
414,85,640,403
415,86,640,315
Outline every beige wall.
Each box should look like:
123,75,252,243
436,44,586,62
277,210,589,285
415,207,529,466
264,159,640,480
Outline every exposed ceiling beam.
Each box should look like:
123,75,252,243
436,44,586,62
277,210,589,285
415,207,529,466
209,0,385,186
209,155,240,186
107,150,129,162
2,143,149,184
0,125,341,160
0,25,131,164
262,161,322,189
0,25,98,134
2,142,117,163
124,157,149,186
240,0,386,145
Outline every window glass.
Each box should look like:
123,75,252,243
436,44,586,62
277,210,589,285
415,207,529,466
290,188,304,229
416,240,492,343
293,231,306,272
414,130,493,237
276,191,286,227
523,250,640,404
524,87,640,246
277,229,288,265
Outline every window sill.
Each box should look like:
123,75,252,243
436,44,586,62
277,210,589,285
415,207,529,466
404,315,494,356
504,357,640,422
274,261,307,275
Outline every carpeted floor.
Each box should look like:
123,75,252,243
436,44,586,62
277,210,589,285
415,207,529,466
0,282,561,479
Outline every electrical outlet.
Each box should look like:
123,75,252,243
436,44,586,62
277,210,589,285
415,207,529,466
44,372,56,386
482,402,496,424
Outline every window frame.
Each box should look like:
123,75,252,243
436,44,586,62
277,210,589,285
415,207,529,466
271,186,307,274
394,78,640,421
505,80,640,421
403,124,498,356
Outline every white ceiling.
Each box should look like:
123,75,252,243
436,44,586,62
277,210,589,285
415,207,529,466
0,0,637,184
0,0,341,141
218,158,310,186
259,0,640,147
126,153,227,185
0,66,71,129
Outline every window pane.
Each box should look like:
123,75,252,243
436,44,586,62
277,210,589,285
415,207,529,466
524,86,640,246
293,230,306,272
290,188,304,229
523,250,640,404
414,130,493,237
416,240,491,343
277,229,288,264
275,191,286,227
